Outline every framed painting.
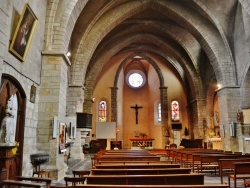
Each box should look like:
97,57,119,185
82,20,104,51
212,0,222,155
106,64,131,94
59,123,67,153
9,3,37,62
30,84,36,103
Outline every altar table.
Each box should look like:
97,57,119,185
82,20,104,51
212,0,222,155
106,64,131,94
130,138,155,149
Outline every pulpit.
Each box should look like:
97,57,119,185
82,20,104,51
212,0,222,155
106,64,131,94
0,145,18,182
130,138,155,149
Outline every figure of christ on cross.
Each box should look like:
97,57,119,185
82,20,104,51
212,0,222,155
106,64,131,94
130,104,143,124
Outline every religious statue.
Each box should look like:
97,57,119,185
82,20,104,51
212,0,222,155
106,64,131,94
0,100,16,144
203,118,207,130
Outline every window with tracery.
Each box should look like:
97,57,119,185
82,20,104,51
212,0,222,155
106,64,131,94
171,100,180,122
99,100,107,122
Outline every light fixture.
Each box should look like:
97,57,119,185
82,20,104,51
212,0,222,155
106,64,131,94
217,84,221,89
66,51,71,57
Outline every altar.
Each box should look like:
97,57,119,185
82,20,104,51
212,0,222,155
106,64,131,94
130,138,155,150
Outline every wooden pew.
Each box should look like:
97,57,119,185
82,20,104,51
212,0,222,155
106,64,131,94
219,158,250,184
190,153,239,172
85,174,205,185
244,179,250,188
92,155,161,167
196,154,239,174
98,160,172,165
95,164,180,169
228,162,250,188
1,179,44,187
106,149,149,153
104,151,154,156
100,155,161,161
16,176,52,188
75,184,229,188
178,149,224,167
91,168,192,175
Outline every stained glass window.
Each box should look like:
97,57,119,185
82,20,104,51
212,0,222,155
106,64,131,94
128,73,143,88
158,103,161,123
126,70,146,88
171,100,180,122
99,101,107,122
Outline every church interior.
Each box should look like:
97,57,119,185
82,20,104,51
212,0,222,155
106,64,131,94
1,0,250,186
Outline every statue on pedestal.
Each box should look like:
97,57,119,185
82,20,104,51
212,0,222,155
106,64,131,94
0,99,16,144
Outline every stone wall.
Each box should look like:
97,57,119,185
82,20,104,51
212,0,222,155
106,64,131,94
0,0,46,176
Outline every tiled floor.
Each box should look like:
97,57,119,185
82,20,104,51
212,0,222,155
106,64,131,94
51,154,246,187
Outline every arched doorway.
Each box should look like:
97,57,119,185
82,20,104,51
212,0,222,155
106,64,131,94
0,74,26,179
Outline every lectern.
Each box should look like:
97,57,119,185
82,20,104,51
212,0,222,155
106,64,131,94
0,145,17,182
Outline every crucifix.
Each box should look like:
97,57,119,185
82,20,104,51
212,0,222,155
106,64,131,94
130,104,143,124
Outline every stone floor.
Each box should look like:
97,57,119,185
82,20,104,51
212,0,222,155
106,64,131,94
50,154,246,187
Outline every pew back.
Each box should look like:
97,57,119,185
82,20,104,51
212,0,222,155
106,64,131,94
75,184,229,188
86,174,204,185
91,168,191,175
95,164,180,169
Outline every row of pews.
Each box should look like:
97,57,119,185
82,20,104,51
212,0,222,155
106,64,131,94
167,148,250,188
77,149,228,188
1,148,250,187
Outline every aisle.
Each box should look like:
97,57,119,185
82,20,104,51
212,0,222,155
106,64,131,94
51,154,92,186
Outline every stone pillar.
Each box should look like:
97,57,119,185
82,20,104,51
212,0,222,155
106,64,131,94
160,87,169,146
216,86,241,151
66,86,85,160
38,53,70,180
110,87,118,122
189,99,206,140
67,86,85,116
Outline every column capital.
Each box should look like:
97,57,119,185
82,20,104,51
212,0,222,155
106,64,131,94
42,50,71,66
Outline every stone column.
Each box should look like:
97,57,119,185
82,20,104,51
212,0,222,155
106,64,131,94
160,86,169,146
216,86,241,151
190,99,206,139
67,86,85,116
38,52,70,180
110,87,118,122
66,86,85,160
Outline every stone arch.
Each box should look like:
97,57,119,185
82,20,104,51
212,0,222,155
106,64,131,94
114,52,164,88
44,0,88,52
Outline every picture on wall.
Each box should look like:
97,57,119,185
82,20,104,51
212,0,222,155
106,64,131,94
59,123,67,153
30,84,36,103
9,3,38,62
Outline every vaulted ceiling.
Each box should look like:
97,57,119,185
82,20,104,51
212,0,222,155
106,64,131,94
47,0,241,101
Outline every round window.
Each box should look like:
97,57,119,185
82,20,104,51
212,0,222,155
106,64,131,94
126,70,146,88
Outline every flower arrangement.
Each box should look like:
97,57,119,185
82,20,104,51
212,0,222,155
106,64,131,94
207,129,215,137
12,141,19,155
139,132,147,138
113,141,120,147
